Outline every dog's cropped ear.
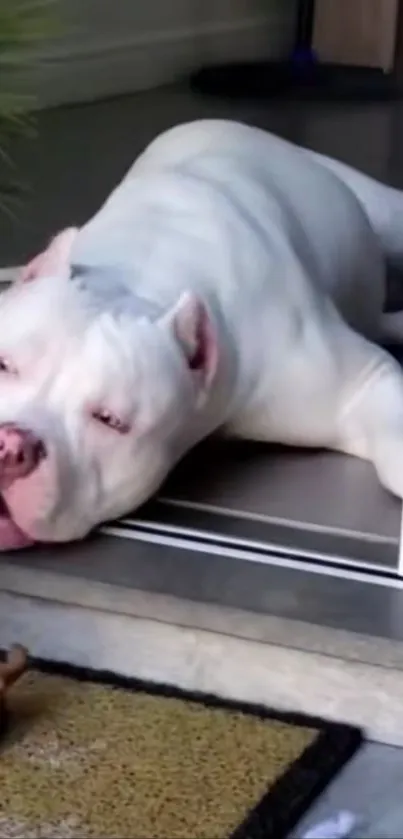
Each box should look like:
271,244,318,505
18,227,78,284
161,291,218,399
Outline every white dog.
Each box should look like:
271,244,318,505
1,118,403,550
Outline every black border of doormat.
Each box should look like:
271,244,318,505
0,652,363,839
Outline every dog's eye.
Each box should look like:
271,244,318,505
0,357,16,375
92,408,129,434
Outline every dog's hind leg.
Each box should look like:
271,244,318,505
305,148,403,268
307,150,403,343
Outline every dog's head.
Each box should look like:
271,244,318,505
0,230,217,548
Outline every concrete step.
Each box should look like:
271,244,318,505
1,532,403,746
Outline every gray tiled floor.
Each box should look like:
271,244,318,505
3,83,403,835
295,742,403,839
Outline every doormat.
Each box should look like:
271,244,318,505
0,658,363,839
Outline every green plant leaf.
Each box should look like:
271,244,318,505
0,0,61,215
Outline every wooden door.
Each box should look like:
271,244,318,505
312,0,399,71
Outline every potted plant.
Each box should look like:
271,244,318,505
0,0,59,219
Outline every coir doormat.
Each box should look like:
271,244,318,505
0,658,363,839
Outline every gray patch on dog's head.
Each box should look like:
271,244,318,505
70,263,162,320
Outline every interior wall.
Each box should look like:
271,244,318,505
27,0,298,108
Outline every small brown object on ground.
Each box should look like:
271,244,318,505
0,645,28,732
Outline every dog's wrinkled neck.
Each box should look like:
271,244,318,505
70,263,164,320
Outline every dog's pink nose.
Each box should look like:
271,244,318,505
0,425,44,482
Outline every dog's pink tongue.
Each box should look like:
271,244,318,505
0,510,34,550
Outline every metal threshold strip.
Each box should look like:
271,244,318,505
102,440,403,581
101,520,403,591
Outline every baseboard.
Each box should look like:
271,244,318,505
30,10,296,108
